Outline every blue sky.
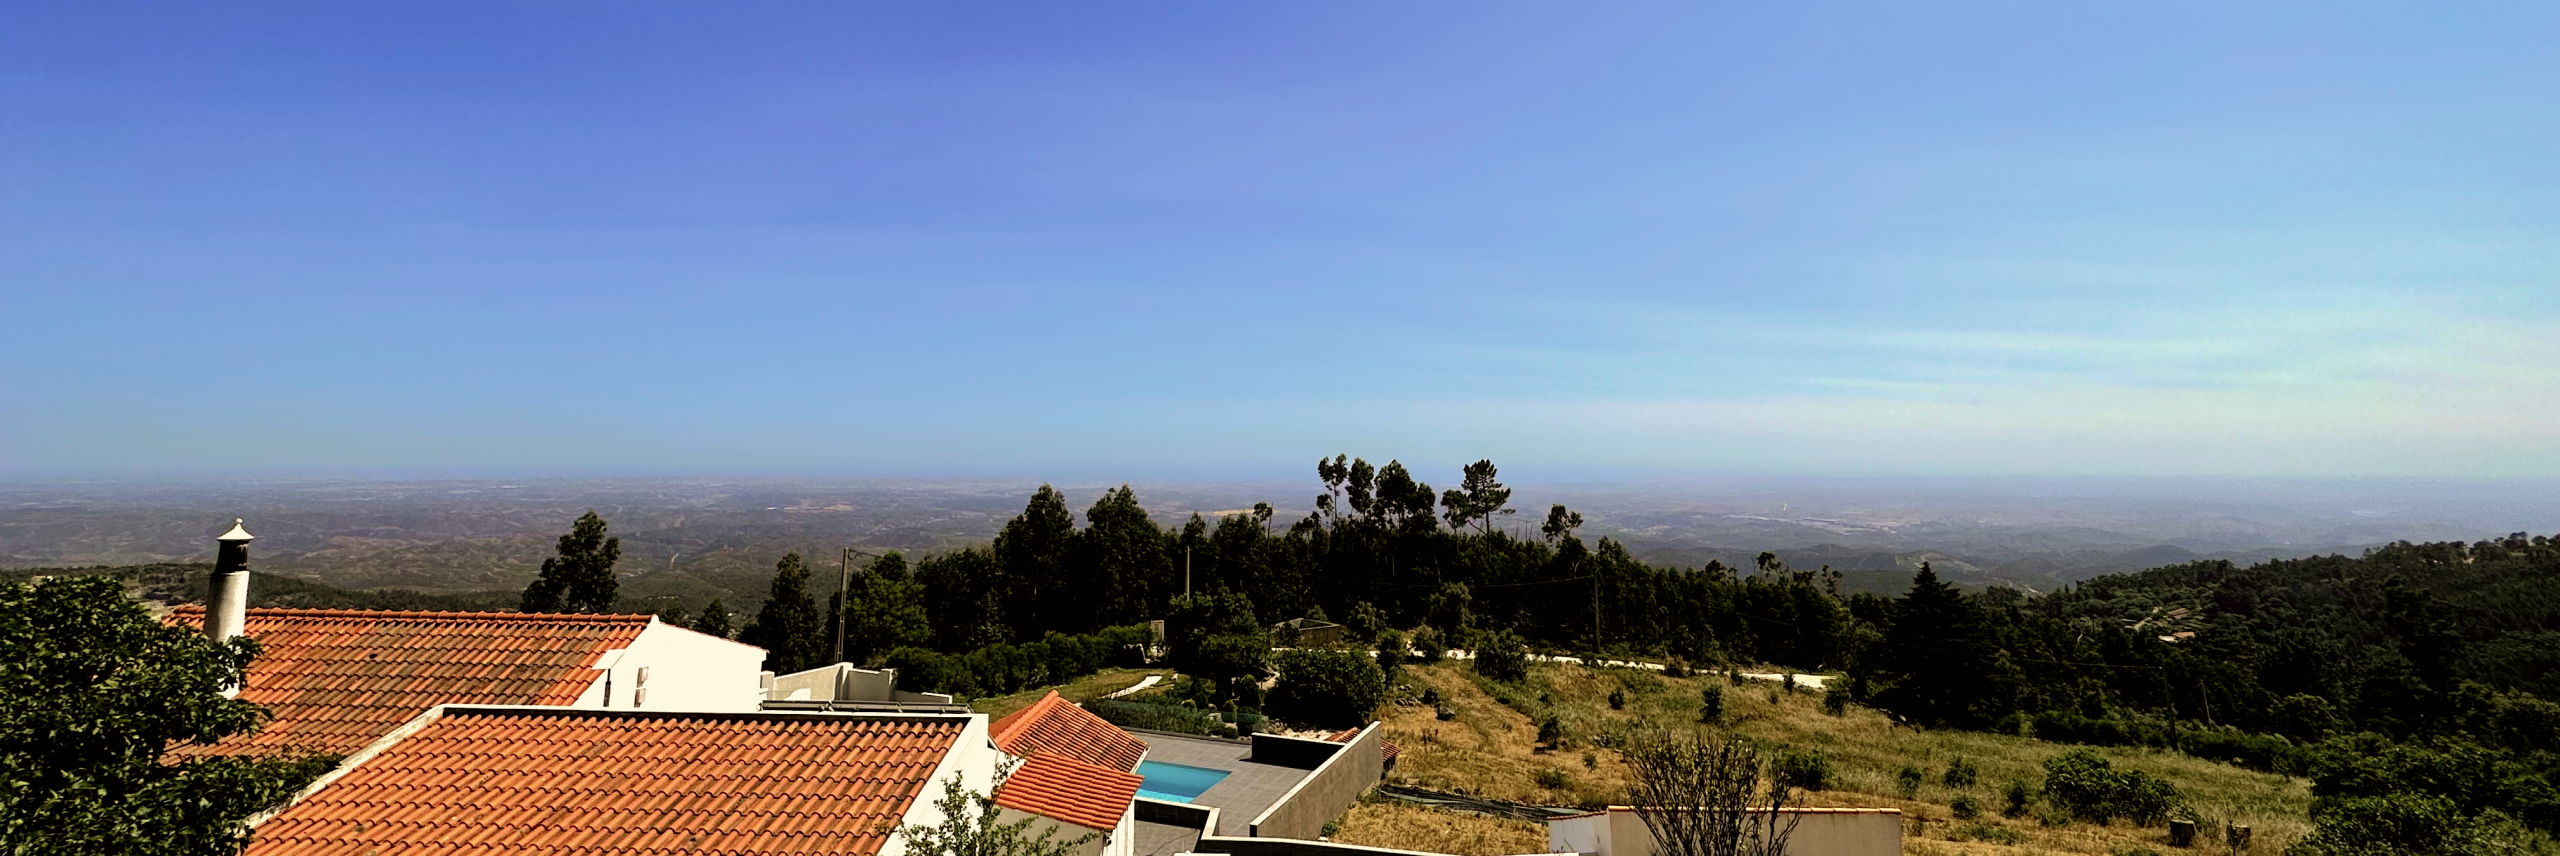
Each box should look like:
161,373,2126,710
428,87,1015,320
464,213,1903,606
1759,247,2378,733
4,3,2555,480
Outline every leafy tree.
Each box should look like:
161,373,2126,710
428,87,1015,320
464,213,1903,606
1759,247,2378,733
519,510,620,613
1625,733,1801,856
740,552,823,674
890,759,1098,856
1073,486,1166,630
1439,459,1515,534
994,486,1076,641
1427,582,1478,650
1371,461,1439,535
694,599,733,639
1268,648,1387,729
1374,629,1406,681
1,576,331,855
839,553,931,666
1540,504,1584,544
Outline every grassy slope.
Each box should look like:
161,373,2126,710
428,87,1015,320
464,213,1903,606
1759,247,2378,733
1352,660,2311,856
969,668,1167,720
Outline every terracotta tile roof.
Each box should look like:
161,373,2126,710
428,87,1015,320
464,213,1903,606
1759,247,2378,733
993,753,1142,832
244,709,966,856
164,607,651,759
1325,727,1401,764
988,691,1147,773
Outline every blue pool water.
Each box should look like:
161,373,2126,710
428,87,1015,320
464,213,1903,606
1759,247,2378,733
1135,760,1230,803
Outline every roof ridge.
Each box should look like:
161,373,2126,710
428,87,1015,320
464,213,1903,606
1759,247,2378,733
988,690,1064,746
168,605,657,623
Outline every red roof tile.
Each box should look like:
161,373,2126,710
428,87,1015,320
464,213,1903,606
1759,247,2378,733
243,709,965,856
165,607,652,759
989,691,1148,773
994,753,1142,832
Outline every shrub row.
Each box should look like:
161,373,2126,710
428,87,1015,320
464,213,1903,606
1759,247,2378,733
1086,699,1237,738
884,625,1150,699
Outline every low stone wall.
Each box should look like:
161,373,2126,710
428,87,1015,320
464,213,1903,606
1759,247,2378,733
1248,724,1383,839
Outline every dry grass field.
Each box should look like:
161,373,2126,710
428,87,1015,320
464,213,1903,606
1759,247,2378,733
1345,659,2314,856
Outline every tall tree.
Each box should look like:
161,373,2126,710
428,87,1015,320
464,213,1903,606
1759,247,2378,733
1372,461,1438,535
1866,562,1994,727
841,552,931,665
1440,459,1516,534
694,599,733,639
1074,486,1166,627
520,510,620,614
740,552,823,674
994,485,1076,640
1541,503,1585,544
1,576,330,855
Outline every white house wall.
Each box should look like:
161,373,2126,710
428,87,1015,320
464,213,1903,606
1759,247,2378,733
882,714,998,856
588,620,769,712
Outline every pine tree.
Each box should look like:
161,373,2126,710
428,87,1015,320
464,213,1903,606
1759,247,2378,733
1869,562,1988,727
694,600,733,639
520,510,620,614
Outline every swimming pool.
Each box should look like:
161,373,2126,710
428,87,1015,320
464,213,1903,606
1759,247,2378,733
1135,760,1231,803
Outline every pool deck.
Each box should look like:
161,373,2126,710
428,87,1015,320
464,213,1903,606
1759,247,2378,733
1133,819,1202,856
1134,733,1318,838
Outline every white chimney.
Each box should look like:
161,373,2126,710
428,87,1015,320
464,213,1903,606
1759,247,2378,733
207,519,254,645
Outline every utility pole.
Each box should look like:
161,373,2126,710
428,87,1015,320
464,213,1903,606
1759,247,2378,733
1184,547,1192,599
834,547,852,664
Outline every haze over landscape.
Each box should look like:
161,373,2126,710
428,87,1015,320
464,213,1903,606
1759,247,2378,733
7,6,2560,856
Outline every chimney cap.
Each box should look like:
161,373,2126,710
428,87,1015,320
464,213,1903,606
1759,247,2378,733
216,519,255,542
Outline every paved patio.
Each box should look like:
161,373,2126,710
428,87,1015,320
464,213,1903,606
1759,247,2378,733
1135,733,1319,837
1133,819,1202,856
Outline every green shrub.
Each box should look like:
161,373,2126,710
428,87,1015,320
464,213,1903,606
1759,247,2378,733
1087,699,1226,736
1534,768,1571,790
1412,627,1447,664
1661,655,1691,678
1266,648,1387,730
1821,687,1849,716
1582,751,1598,770
1537,716,1564,747
2002,780,2035,818
1608,688,1626,710
1956,821,2019,844
1474,630,1530,682
1951,795,1981,820
1774,748,1832,792
1374,629,1406,678
1897,765,1926,798
2041,749,2183,827
1700,685,1725,724
1943,756,1979,789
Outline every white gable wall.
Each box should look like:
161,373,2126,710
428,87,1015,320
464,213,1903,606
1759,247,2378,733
883,713,999,856
575,619,769,712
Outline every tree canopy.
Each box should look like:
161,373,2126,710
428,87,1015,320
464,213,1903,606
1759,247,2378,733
519,510,620,614
1,576,328,855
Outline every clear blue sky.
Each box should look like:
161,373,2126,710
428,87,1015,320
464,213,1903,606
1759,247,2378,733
4,3,2555,480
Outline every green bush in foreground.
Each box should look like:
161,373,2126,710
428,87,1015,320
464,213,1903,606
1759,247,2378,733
2041,749,2182,827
